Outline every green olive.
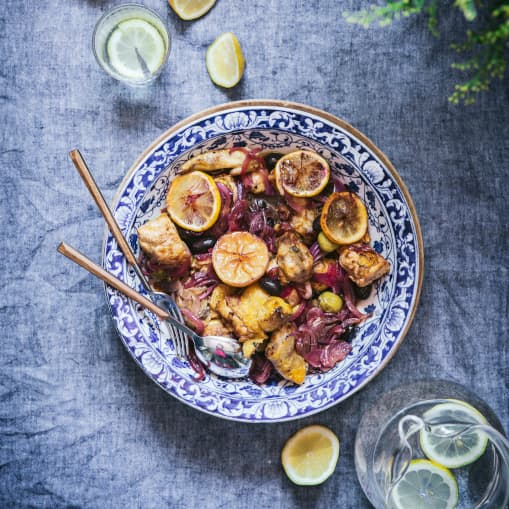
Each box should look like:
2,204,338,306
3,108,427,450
318,291,344,313
317,232,339,253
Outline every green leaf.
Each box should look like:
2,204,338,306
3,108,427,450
454,0,477,21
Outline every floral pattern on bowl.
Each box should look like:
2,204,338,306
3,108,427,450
103,101,423,423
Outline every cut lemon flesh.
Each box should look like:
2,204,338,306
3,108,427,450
169,0,216,20
320,191,368,245
212,232,269,287
275,150,330,197
420,400,489,469
206,32,245,88
281,425,340,486
107,19,166,80
391,459,458,509
166,171,221,232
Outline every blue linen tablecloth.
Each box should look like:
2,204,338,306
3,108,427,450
1,1,508,507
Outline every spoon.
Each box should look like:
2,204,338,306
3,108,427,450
68,149,190,357
57,242,252,379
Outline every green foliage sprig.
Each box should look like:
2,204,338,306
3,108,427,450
344,1,509,104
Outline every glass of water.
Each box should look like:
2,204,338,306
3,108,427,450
92,3,170,85
355,380,509,509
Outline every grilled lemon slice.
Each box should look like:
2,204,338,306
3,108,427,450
166,171,221,232
275,150,330,198
320,191,368,245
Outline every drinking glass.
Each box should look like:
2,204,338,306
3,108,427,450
355,379,509,508
92,3,170,85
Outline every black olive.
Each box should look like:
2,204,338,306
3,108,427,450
178,227,203,240
312,215,322,233
264,152,283,170
267,217,275,227
192,237,216,253
353,283,372,300
342,325,357,341
259,277,282,296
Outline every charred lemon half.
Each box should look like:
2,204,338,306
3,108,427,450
320,191,368,245
212,232,269,287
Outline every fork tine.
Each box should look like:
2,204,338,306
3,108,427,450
156,294,190,360
168,305,189,359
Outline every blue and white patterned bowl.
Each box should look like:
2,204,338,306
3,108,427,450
103,100,423,423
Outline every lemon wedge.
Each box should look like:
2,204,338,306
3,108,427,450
169,0,216,20
281,425,340,486
206,32,245,88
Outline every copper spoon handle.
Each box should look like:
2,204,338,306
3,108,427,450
57,242,169,321
69,149,138,267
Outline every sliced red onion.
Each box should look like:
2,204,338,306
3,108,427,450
188,343,206,381
198,284,218,299
280,285,297,300
194,253,212,261
249,353,273,384
320,341,352,369
290,302,307,321
302,348,322,368
296,281,312,300
284,194,307,213
228,199,249,232
332,175,348,193
181,308,205,335
266,266,279,280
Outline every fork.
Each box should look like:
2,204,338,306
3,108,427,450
69,149,189,359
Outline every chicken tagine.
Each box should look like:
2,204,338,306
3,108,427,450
137,147,390,384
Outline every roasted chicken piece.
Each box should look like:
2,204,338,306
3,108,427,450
137,214,191,269
311,258,336,293
265,323,307,384
209,283,293,354
277,232,314,284
289,208,319,243
258,296,293,332
339,245,390,287
242,338,267,359
210,285,255,340
203,318,233,338
181,149,246,173
248,170,268,194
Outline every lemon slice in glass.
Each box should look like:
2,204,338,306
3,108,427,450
169,0,216,20
206,32,245,88
420,400,489,469
107,18,167,80
281,425,340,486
391,459,459,509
